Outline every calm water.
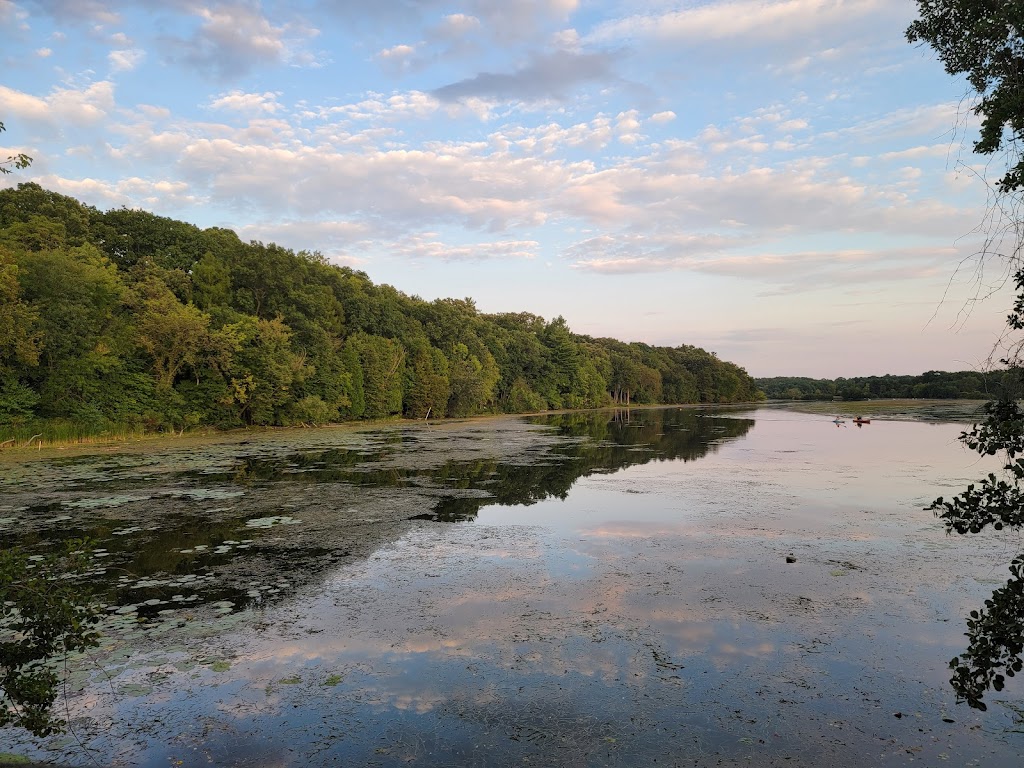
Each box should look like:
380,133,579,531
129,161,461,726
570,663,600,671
2,406,1023,767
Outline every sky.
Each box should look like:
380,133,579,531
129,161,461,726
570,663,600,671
0,0,1016,378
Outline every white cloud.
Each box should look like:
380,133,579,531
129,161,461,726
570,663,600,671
162,2,320,79
209,90,282,114
0,81,116,128
374,42,421,75
390,233,539,262
590,0,895,45
325,90,440,121
568,236,966,295
431,13,480,40
108,47,145,72
26,173,200,210
649,111,676,124
615,109,642,144
468,0,580,42
24,0,119,25
377,43,418,60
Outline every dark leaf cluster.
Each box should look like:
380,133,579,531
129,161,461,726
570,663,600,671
908,0,1024,711
0,540,102,737
907,1,1024,192
927,395,1024,708
948,555,1024,711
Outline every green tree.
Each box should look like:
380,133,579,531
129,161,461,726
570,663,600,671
446,341,496,417
350,333,405,419
0,251,41,422
907,2,1024,193
15,244,146,426
218,315,305,425
405,347,449,418
909,0,1024,709
130,273,211,392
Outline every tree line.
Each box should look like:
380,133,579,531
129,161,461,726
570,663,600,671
756,370,1005,402
0,183,762,440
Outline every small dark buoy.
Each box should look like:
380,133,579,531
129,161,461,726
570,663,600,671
894,712,903,719
785,555,796,564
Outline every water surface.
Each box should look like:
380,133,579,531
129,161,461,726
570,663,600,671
2,406,1022,766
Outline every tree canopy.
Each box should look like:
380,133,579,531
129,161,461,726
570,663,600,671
0,183,762,443
756,371,1003,401
907,1,1024,193
908,0,1024,710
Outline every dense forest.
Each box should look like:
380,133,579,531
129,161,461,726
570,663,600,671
0,183,762,440
757,371,1004,401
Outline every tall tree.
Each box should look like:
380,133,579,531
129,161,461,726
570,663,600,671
908,1,1024,709
907,2,1024,193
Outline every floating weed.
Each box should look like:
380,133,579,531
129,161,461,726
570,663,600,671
119,683,154,696
66,494,149,509
211,600,235,615
121,573,215,590
322,673,344,687
244,515,301,529
209,660,232,672
278,676,302,685
168,489,245,501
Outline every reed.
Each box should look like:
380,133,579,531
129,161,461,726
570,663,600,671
0,419,149,450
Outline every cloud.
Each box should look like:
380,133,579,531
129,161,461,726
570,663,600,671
208,89,282,114
568,236,965,295
108,47,145,72
322,90,440,121
160,2,319,80
317,0,578,43
390,233,539,262
590,0,895,45
237,219,373,265
0,81,116,128
432,49,618,104
565,232,740,274
169,136,560,231
23,0,120,25
467,0,579,42
429,13,480,40
824,102,972,145
374,43,421,75
25,173,200,210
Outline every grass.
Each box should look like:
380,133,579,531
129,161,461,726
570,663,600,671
767,398,988,423
0,419,151,450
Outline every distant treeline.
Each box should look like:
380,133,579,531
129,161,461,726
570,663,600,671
0,183,761,439
756,371,1005,401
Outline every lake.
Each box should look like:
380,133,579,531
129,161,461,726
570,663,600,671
2,405,1023,766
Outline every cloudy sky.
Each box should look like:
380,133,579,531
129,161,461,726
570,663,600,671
0,0,1013,377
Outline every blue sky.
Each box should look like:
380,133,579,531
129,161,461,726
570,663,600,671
0,0,1013,378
